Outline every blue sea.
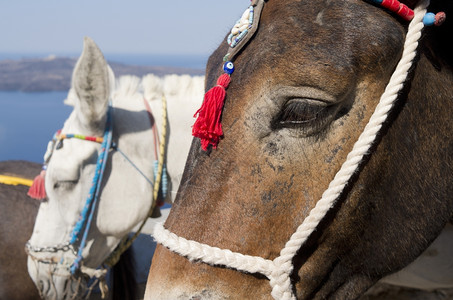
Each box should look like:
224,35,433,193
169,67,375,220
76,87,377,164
0,91,72,163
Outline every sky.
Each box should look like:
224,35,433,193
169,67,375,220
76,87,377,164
0,0,247,57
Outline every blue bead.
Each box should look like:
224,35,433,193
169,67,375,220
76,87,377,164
227,33,233,46
223,61,235,74
423,12,435,26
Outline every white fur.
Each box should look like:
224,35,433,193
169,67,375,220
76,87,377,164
143,73,205,201
27,37,204,300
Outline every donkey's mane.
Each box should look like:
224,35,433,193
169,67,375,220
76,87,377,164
64,73,204,109
112,75,143,109
142,74,204,102
114,75,142,99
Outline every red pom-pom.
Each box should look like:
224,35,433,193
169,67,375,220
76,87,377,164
192,73,231,150
27,170,47,200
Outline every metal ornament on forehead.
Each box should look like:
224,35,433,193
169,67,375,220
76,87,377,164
192,0,267,151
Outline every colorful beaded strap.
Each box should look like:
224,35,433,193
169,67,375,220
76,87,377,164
371,0,415,20
57,133,103,143
27,130,106,200
370,0,446,25
55,131,104,149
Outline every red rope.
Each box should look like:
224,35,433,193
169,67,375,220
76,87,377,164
143,98,160,159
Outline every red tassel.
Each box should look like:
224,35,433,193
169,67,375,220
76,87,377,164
27,170,47,200
192,73,231,150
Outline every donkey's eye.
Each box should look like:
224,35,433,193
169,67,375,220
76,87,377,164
54,180,77,190
280,100,327,124
274,99,335,135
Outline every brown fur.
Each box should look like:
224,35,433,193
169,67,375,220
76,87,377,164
147,1,453,299
0,160,41,300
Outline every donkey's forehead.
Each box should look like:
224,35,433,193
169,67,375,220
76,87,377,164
213,0,405,98
49,139,98,170
259,0,405,50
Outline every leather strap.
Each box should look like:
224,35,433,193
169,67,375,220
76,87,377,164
225,0,267,62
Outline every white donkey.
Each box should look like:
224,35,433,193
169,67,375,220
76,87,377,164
26,37,203,299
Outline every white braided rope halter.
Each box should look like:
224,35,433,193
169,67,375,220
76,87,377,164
153,1,430,299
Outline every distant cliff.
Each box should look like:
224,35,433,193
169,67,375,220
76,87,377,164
0,56,205,92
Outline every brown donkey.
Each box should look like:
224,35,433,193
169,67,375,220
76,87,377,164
146,0,453,299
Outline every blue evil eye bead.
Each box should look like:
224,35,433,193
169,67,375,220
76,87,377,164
223,61,235,75
423,12,436,26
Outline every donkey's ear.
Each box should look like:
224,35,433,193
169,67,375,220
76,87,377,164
72,36,110,131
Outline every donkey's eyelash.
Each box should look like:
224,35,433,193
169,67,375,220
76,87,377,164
272,99,334,136
279,101,328,125
54,180,78,189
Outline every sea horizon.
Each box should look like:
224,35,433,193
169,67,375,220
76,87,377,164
0,52,209,70
0,51,208,162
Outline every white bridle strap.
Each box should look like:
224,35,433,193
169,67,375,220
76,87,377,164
153,1,429,299
154,224,275,277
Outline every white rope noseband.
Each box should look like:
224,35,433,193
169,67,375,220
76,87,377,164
153,2,429,299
